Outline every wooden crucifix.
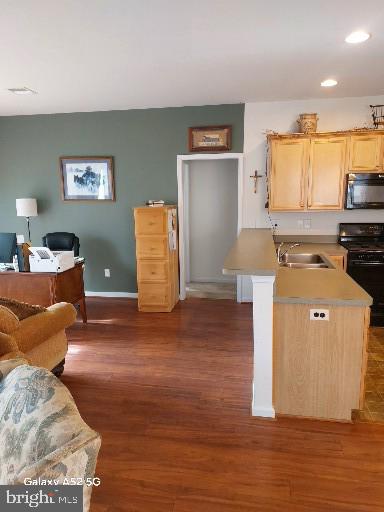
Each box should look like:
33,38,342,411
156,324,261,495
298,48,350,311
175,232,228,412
249,170,264,193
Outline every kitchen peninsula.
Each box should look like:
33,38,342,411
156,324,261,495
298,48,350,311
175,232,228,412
223,228,372,422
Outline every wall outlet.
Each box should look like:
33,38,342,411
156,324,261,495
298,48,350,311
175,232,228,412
104,268,111,278
297,219,304,228
304,219,311,229
310,309,329,321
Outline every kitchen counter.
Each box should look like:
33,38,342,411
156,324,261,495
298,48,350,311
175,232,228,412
223,228,372,306
223,228,279,276
224,228,372,421
275,266,371,306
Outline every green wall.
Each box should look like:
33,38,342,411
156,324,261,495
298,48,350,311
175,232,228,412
0,104,244,292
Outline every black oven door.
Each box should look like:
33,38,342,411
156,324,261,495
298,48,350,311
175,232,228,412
346,173,384,209
348,259,384,325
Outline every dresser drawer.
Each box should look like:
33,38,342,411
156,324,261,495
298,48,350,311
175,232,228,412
139,283,169,306
135,209,166,235
138,261,168,281
136,237,168,258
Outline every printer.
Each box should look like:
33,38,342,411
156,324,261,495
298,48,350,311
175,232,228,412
29,247,75,273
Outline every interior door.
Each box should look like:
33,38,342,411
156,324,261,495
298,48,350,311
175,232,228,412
269,138,309,211
307,137,347,210
349,135,383,171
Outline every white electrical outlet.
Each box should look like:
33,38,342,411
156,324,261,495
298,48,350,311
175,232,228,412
304,219,311,229
297,219,304,228
104,268,111,278
310,309,329,321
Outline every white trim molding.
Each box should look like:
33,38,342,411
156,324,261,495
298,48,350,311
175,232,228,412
177,152,244,302
251,274,276,418
85,291,138,298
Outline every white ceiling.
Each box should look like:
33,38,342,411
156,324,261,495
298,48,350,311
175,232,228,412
0,0,383,115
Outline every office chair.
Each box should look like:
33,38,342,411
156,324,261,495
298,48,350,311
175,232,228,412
42,232,80,257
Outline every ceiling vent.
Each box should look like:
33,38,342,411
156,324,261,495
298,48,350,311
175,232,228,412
8,87,37,95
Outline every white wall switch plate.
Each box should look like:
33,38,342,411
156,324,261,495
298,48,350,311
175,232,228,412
310,309,329,321
304,219,311,229
297,219,304,228
104,268,111,278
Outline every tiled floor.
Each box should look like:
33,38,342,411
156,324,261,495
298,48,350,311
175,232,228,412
186,281,236,299
355,327,384,423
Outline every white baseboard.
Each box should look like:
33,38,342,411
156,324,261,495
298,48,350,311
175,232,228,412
85,291,138,298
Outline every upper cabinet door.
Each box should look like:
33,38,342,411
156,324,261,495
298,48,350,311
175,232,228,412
307,137,348,210
269,139,309,211
349,135,383,171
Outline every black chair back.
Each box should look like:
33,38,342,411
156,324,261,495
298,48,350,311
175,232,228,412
42,232,80,257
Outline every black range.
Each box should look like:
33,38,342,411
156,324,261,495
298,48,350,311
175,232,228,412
339,223,384,326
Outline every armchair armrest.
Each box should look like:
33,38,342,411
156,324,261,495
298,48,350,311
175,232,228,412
0,332,19,357
13,303,77,353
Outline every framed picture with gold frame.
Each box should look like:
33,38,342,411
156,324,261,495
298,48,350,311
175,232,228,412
188,125,232,152
59,156,115,201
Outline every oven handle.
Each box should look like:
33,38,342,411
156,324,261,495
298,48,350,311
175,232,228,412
349,261,384,267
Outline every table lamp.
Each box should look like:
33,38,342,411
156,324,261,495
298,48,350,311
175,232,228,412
16,198,38,242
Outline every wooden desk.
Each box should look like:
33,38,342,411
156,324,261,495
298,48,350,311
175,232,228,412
0,263,87,323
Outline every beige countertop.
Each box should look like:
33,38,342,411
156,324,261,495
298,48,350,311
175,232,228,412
275,266,371,306
223,228,279,276
223,229,372,306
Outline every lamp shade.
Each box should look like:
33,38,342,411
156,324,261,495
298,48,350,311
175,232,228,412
16,198,38,217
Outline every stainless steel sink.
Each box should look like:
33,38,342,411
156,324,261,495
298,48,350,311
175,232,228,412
279,253,330,269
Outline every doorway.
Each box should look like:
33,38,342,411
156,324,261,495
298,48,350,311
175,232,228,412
177,153,243,301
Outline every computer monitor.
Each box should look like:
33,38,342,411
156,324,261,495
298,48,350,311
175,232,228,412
0,233,17,263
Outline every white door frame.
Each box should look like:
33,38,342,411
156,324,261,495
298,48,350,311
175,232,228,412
177,153,244,303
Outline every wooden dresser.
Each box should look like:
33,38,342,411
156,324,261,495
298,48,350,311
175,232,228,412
134,206,179,312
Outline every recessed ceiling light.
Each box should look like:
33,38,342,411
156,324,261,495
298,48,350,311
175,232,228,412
345,31,371,44
321,79,338,87
8,87,37,95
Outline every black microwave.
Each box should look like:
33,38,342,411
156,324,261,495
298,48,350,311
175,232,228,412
346,173,384,209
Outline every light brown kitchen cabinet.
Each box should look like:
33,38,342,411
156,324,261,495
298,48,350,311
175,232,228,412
269,135,347,211
269,138,309,211
268,130,384,212
327,254,346,271
349,134,383,171
307,137,348,210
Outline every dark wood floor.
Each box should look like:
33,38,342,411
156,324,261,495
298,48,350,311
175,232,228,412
62,298,384,512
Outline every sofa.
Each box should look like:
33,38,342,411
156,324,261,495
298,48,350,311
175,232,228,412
0,301,76,376
0,358,101,511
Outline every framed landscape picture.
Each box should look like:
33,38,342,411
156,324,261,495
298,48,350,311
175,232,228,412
60,156,115,201
188,125,232,152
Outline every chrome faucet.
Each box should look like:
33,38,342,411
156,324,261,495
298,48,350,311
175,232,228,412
277,242,301,263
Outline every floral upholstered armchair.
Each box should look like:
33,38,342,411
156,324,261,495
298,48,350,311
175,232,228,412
0,358,101,512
